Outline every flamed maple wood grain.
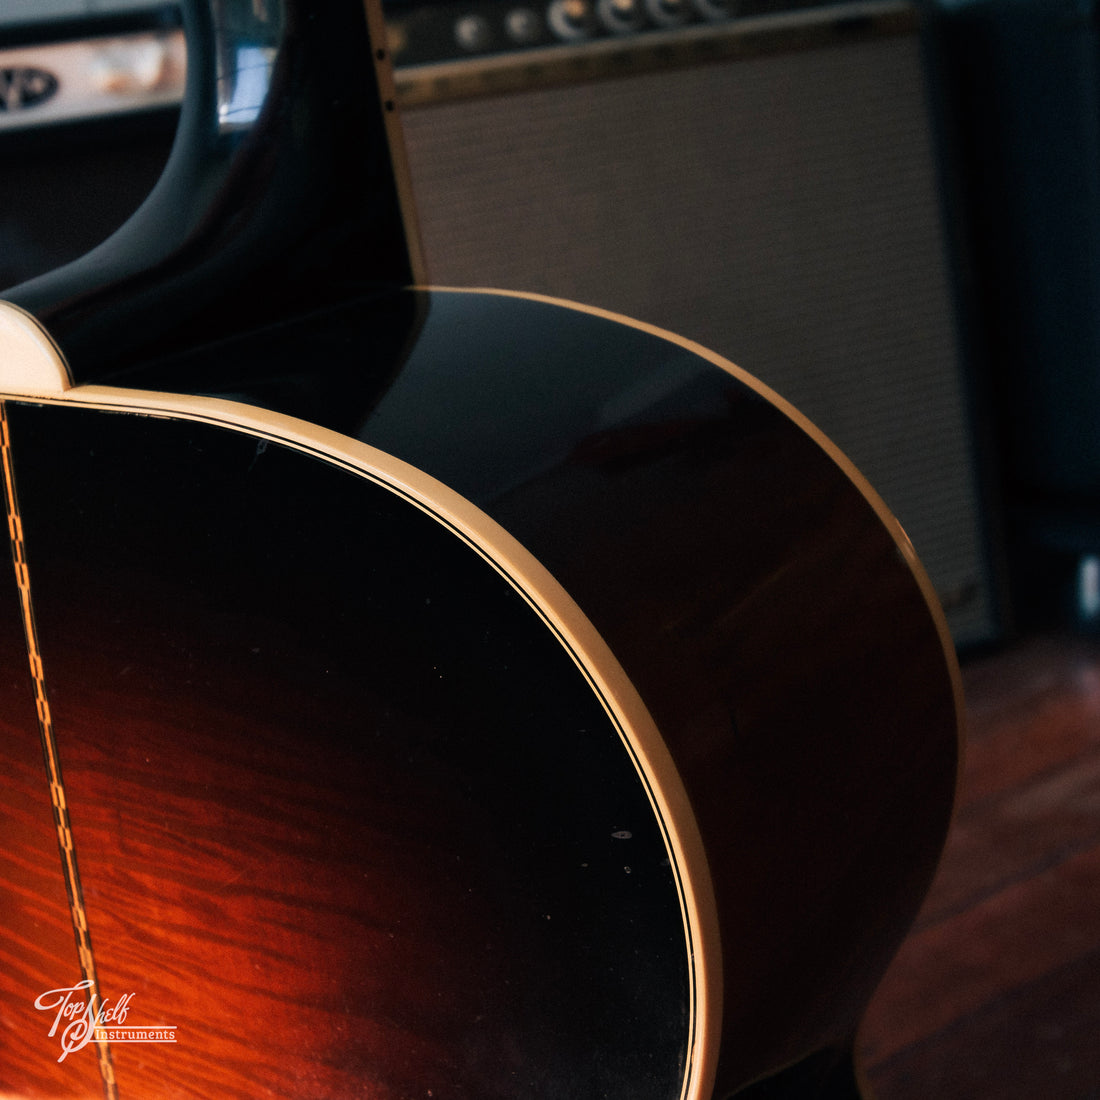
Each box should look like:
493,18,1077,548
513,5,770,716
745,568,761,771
47,674,519,1099
0,542,102,1097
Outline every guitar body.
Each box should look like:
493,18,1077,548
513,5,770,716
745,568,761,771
0,2,962,1097
0,286,960,1099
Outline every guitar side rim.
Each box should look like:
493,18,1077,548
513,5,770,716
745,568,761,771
424,283,968,785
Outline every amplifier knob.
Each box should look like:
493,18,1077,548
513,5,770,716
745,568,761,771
597,0,645,33
454,13,493,51
547,0,596,40
505,7,543,43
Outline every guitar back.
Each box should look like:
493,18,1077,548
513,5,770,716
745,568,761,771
0,385,702,1098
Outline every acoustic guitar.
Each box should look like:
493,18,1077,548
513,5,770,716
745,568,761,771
0,0,962,1097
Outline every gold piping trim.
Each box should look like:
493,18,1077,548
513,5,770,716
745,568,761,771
0,402,118,1099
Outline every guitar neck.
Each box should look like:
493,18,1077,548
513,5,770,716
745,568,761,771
3,0,421,386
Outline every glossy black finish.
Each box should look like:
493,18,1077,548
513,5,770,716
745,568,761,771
98,284,746,503
4,0,413,382
104,287,750,509
98,288,427,426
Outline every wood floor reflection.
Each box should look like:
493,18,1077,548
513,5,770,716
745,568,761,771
859,633,1100,1100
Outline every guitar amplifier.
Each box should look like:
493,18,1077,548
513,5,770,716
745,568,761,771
388,0,1004,648
0,0,1002,648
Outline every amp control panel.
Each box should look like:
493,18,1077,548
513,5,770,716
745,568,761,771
384,0,847,67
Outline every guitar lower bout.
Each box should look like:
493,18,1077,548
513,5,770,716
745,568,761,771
0,320,722,1099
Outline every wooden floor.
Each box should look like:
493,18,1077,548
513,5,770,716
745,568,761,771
858,632,1100,1100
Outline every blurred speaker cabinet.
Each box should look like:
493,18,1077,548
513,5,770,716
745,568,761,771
391,0,1004,648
